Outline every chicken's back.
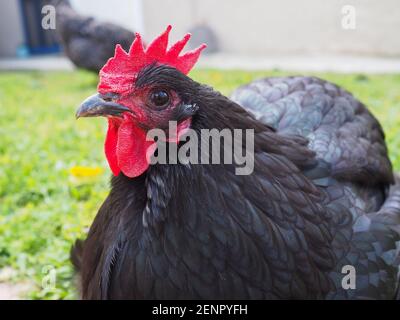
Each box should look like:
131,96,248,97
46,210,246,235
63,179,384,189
232,76,400,298
231,76,393,210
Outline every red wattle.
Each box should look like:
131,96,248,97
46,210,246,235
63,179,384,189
104,119,121,176
116,119,155,178
104,116,190,178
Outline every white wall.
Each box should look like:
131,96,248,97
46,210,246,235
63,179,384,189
70,0,143,33
142,0,400,57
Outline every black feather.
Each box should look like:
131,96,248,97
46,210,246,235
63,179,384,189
75,68,400,299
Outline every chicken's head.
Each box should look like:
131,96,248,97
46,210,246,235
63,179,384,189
76,26,206,178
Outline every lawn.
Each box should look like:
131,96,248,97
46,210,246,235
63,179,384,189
0,69,399,299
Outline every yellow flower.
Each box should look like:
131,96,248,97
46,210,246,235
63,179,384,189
69,166,104,178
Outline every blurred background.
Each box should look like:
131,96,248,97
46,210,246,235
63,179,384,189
1,0,400,71
0,0,399,299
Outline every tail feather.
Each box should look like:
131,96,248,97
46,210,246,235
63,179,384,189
70,239,84,273
380,173,400,217
382,174,400,300
70,239,84,297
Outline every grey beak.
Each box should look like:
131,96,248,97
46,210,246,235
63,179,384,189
76,93,132,119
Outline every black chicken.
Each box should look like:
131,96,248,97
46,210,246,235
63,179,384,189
52,0,135,72
73,27,400,299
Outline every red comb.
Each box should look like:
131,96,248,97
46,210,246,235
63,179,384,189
98,25,207,94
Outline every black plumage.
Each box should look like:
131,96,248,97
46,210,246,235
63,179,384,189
53,0,135,72
74,66,400,299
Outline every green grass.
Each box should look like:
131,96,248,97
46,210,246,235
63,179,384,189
0,69,399,299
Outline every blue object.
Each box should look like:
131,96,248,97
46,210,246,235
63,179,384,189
16,44,30,58
18,0,61,55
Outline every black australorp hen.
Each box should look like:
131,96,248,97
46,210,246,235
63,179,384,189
52,0,135,72
74,26,400,299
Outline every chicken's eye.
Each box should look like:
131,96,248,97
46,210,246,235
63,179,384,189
149,89,170,110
